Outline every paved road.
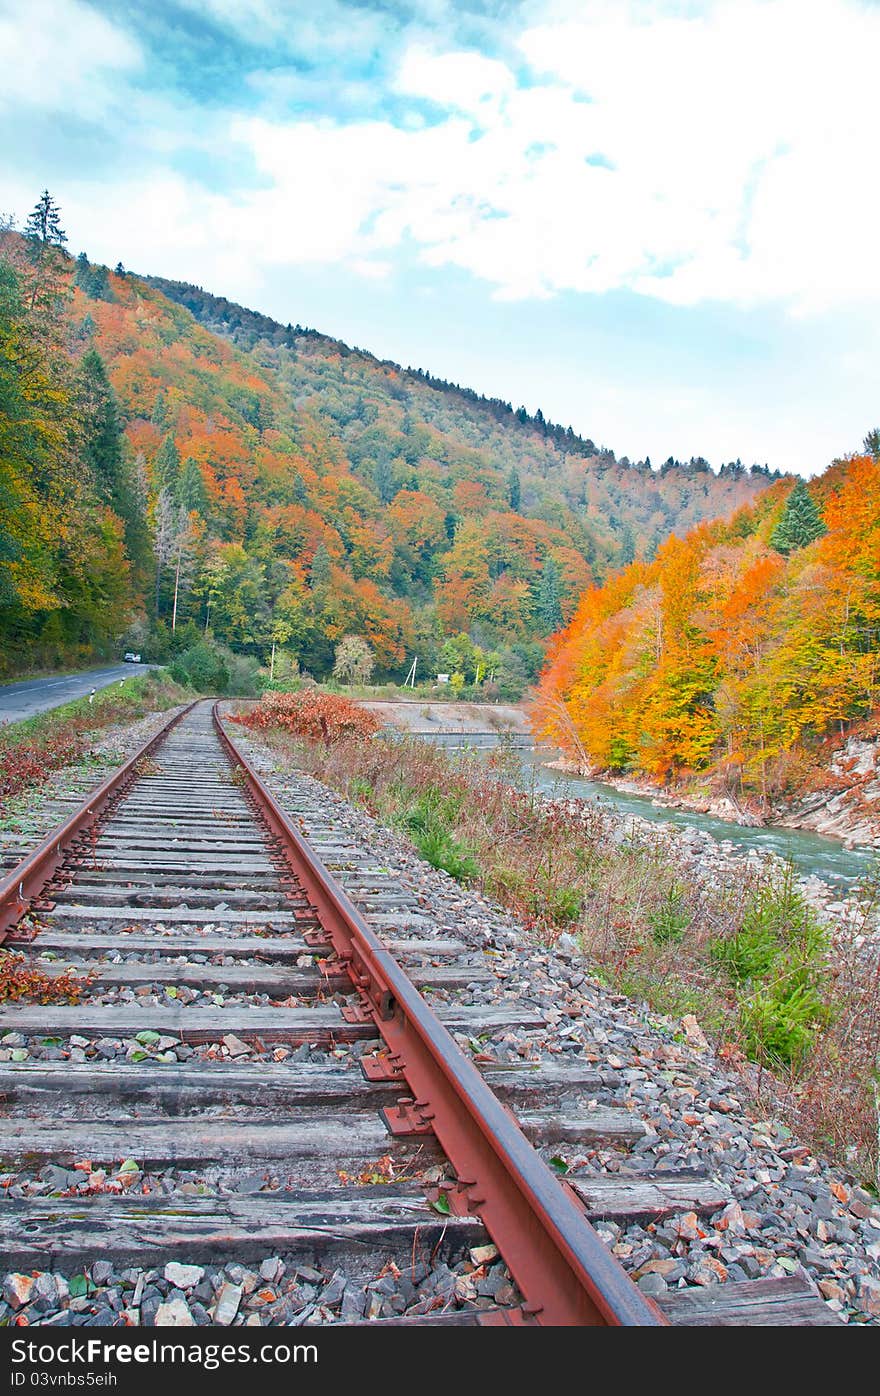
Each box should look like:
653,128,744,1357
0,664,153,726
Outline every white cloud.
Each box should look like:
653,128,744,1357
0,0,141,118
148,0,878,314
394,45,515,113
9,0,878,322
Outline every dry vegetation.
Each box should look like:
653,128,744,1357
248,712,880,1188
0,672,186,803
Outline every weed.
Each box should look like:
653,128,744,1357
712,867,830,1066
648,882,691,945
0,952,94,1005
245,712,880,1187
0,672,184,802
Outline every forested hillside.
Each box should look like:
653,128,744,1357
536,452,880,803
151,275,777,571
1,192,776,688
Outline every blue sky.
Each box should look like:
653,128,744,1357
1,0,878,473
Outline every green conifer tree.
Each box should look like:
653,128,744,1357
770,479,826,554
154,434,181,492
24,190,67,250
507,467,521,512
536,556,564,634
176,458,209,515
310,543,332,590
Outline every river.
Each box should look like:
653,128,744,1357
416,732,876,891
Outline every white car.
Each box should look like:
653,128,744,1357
123,651,142,663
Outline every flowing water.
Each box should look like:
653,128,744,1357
415,732,876,891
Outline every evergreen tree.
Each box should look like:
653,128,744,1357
374,454,395,504
24,190,67,250
73,253,113,301
22,191,69,319
618,521,636,566
535,556,564,634
292,471,308,506
151,391,169,428
770,479,826,554
78,348,149,574
87,264,113,301
114,262,126,277
864,428,880,460
176,458,209,515
310,543,332,590
507,467,521,512
154,434,180,491
78,349,124,505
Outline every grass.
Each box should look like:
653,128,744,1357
243,718,880,1189
0,671,189,803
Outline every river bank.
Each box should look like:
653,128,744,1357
363,703,877,932
546,733,880,855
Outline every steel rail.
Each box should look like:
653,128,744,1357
0,701,197,942
213,702,668,1327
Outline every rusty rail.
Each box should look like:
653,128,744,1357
0,702,196,942
213,702,667,1327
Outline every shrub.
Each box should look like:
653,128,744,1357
168,641,230,693
235,690,381,746
712,868,830,1066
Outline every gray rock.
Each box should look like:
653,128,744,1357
340,1286,366,1321
155,1298,194,1326
212,1282,242,1326
321,1271,346,1308
164,1262,204,1289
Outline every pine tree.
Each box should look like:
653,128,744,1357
22,191,69,319
151,391,169,428
374,454,395,504
176,457,209,515
79,349,124,504
536,556,564,634
618,522,636,566
864,428,880,460
24,191,67,250
507,467,521,512
770,479,826,554
78,348,149,575
310,543,332,590
154,434,180,491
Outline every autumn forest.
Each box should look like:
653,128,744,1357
2,191,878,808
1,194,773,693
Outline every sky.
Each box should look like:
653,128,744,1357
1,0,878,475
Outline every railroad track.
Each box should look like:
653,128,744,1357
0,701,836,1326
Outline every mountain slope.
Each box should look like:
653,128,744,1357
0,225,779,687
149,275,778,569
